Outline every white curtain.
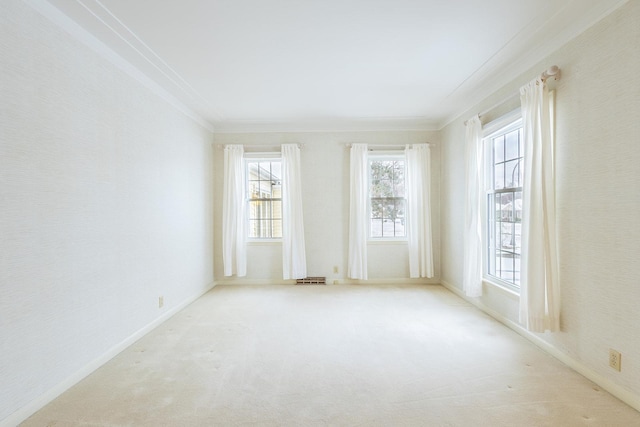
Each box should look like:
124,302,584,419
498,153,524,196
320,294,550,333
519,78,560,332
222,144,247,277
281,144,307,280
463,116,483,297
348,144,368,279
405,144,434,278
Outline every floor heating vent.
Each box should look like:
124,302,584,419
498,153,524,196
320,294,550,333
295,277,326,285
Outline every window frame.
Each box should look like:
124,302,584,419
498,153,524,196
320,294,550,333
244,154,283,242
482,110,523,294
367,152,407,241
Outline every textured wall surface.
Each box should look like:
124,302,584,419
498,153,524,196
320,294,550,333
213,131,440,283
0,0,214,422
440,0,640,401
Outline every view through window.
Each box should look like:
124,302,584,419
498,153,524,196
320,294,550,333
487,120,523,290
369,156,406,238
246,159,282,239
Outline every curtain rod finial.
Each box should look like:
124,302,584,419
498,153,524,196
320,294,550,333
541,65,561,81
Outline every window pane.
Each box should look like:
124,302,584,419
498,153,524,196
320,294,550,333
246,159,282,239
505,129,520,161
369,157,406,238
494,163,504,190
249,219,259,237
519,129,524,158
486,116,523,289
378,180,393,197
394,217,405,237
258,162,272,180
249,181,261,198
395,199,405,224
260,220,271,238
371,200,383,218
500,222,515,251
493,136,505,163
248,200,260,220
272,200,282,220
272,219,282,238
505,159,520,188
383,200,396,220
514,191,523,222
371,219,383,237
270,162,282,182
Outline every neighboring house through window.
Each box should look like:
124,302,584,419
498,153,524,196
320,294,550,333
246,159,282,239
485,114,523,291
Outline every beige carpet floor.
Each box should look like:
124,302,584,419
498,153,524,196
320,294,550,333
22,284,640,426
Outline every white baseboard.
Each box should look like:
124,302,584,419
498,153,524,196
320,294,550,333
335,277,440,285
440,279,640,413
1,282,216,427
214,277,440,286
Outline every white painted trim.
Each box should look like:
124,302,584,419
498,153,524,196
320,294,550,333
440,279,640,413
1,282,216,427
213,117,440,133
336,278,439,286
23,0,215,133
214,279,297,286
214,277,439,286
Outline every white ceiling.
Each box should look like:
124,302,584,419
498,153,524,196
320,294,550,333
43,0,625,132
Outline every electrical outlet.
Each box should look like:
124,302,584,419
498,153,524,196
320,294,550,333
609,349,621,371
333,266,339,273
158,296,164,308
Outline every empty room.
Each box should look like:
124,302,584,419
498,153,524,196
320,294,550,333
1,0,639,425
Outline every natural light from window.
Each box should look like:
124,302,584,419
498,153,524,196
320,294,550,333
486,119,523,290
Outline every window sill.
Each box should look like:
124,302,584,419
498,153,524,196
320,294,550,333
482,277,520,300
247,239,281,245
367,238,408,245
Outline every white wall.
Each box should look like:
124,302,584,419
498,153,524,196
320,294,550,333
440,0,640,406
213,131,440,284
0,1,214,424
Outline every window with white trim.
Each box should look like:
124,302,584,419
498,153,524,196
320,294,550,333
485,115,523,291
246,159,282,239
369,155,406,238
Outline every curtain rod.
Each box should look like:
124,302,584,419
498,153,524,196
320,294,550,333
344,143,435,149
464,65,561,126
216,143,304,150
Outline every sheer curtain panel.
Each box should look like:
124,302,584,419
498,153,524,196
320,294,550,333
281,144,307,280
519,78,560,332
405,144,434,278
222,145,247,277
348,144,368,279
463,116,483,297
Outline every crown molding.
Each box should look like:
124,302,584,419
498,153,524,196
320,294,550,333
213,117,440,134
437,0,629,130
24,0,215,133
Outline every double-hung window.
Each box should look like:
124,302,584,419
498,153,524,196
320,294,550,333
485,114,523,291
369,155,406,238
246,158,282,239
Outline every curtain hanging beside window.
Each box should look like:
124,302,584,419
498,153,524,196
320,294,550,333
463,115,483,296
222,145,247,277
348,144,368,279
405,144,434,278
281,144,307,280
519,78,560,332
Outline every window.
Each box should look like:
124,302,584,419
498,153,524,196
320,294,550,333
485,116,523,290
369,155,406,238
246,159,282,239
